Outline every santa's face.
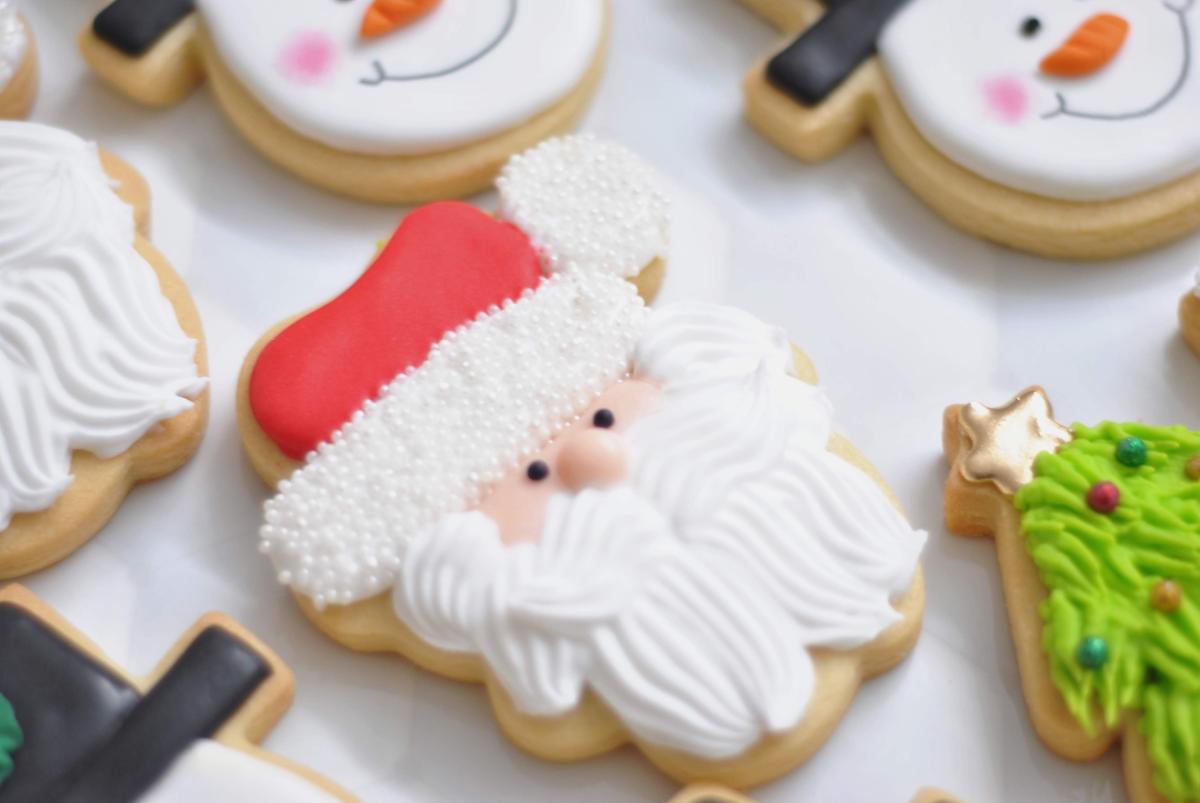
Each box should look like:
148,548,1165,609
878,0,1200,200
392,305,926,760
196,0,604,155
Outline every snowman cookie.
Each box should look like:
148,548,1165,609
944,388,1200,803
0,584,353,801
0,2,35,119
238,134,926,787
740,0,1200,259
78,0,608,203
0,122,208,579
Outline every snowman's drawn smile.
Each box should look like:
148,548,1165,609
359,0,518,86
1042,0,1193,121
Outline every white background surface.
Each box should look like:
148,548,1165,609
17,2,1199,802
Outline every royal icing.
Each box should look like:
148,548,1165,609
0,599,340,803
262,288,925,757
260,271,648,609
878,0,1200,201
0,694,19,788
196,0,605,155
249,134,670,462
390,301,926,758
1014,422,1200,803
0,2,24,93
497,135,671,278
141,741,338,803
0,122,205,529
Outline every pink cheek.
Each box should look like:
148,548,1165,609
982,75,1029,124
278,31,338,84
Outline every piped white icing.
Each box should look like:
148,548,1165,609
259,272,648,609
390,301,926,758
196,0,604,155
878,0,1200,201
497,135,671,277
0,122,205,529
140,740,339,802
0,1,24,92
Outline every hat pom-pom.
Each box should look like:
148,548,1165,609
497,134,670,279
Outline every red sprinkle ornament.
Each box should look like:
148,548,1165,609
1087,481,1120,514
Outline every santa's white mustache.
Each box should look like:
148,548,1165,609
393,371,925,759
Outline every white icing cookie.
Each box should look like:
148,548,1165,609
0,122,204,529
79,0,609,202
199,0,604,155
880,0,1200,201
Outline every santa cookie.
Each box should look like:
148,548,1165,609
238,133,925,787
0,2,35,119
944,388,1200,803
0,122,208,579
78,0,608,203
0,584,353,801
740,0,1200,259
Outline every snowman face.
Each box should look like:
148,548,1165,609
196,0,604,156
878,0,1200,200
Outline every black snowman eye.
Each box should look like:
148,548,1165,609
592,409,615,429
526,460,550,482
1020,17,1042,37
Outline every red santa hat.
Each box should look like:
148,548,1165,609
253,135,670,608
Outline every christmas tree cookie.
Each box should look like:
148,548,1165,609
943,387,1200,803
737,0,1200,259
0,2,35,119
78,0,607,203
0,584,353,801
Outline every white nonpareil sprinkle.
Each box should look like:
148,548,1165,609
259,272,648,609
497,134,670,278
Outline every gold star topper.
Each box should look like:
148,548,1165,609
957,386,1073,496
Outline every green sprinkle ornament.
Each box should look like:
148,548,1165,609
1114,436,1147,468
1076,636,1110,670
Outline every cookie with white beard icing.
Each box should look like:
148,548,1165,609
0,2,35,119
77,0,607,203
0,121,208,579
237,133,926,788
737,0,1200,259
0,584,354,802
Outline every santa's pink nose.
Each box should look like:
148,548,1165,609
557,430,627,491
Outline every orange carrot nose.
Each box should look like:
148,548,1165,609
361,0,441,39
1040,13,1130,78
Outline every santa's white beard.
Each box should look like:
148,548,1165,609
0,127,205,527
392,326,926,760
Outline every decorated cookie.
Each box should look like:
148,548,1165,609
78,0,608,203
739,0,1200,259
0,584,353,801
943,388,1200,803
237,137,925,787
0,2,35,119
0,121,208,579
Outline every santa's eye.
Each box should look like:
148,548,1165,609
1020,17,1042,37
527,460,550,482
592,409,615,429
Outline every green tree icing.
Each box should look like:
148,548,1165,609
0,693,22,786
1015,422,1200,803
